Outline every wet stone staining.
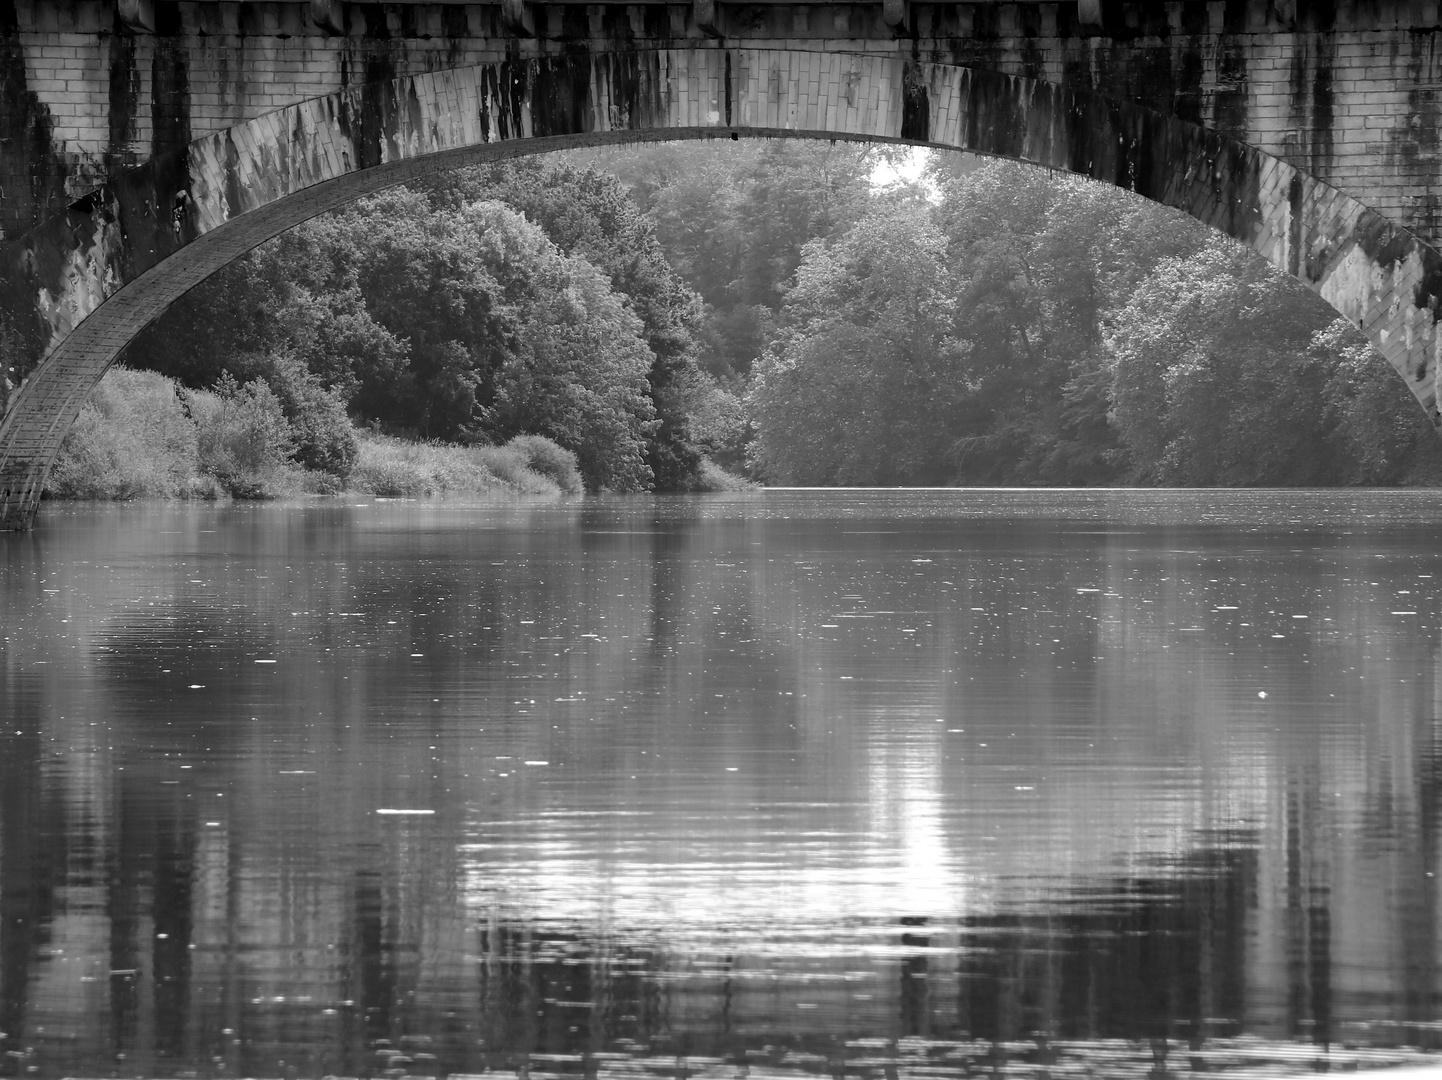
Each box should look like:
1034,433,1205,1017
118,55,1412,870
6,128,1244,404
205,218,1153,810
900,61,929,141
106,6,141,165
0,0,68,241
347,51,402,170
529,54,594,139
1211,41,1248,139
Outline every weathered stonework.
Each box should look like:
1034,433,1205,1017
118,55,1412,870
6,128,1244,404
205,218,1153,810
3,1,1442,528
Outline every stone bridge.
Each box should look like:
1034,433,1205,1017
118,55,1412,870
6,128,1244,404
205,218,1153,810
3,0,1442,528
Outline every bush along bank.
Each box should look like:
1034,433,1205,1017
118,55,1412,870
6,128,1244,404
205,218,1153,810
44,367,584,502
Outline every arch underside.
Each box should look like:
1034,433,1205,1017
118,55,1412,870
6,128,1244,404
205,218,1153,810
2,48,1439,529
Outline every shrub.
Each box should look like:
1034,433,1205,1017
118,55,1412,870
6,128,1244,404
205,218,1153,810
469,444,534,490
184,474,226,500
349,454,436,497
300,469,346,495
693,457,753,492
290,392,359,477
252,352,359,478
47,369,587,504
347,434,567,498
48,368,201,499
502,434,583,494
188,375,298,498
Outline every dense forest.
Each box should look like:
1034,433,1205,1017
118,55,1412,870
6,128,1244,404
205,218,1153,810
108,143,1441,493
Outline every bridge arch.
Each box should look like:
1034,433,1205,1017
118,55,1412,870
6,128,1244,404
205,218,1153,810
1,47,1438,529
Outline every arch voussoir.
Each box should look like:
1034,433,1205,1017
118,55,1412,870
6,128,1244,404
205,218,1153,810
2,47,1439,530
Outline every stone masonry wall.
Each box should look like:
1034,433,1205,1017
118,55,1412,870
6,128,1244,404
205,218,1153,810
5,1,1442,244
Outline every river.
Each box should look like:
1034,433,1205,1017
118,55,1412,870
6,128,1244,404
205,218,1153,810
4,489,1442,1079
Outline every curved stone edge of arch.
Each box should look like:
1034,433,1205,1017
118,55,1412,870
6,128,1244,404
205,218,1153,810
2,48,1438,530
0,129,742,531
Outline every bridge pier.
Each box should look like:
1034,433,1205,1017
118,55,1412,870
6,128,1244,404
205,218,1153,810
0,384,84,531
0,481,42,532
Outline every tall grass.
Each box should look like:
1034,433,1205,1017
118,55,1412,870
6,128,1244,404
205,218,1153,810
491,434,584,494
692,457,753,492
347,434,578,497
46,367,590,503
47,368,216,499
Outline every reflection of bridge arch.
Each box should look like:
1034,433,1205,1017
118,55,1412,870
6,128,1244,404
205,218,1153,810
1,49,1438,529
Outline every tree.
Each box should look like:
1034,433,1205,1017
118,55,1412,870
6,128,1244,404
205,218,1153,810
1315,319,1442,483
123,237,406,421
123,182,664,490
425,161,705,488
932,161,1210,484
747,198,960,484
572,140,882,383
461,200,658,491
1107,238,1342,485
306,188,524,440
190,373,296,497
747,155,1438,488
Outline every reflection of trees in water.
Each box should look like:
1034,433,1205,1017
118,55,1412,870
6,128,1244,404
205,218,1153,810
102,845,1283,1074
0,718,53,1076
11,504,1442,1078
0,823,1285,1077
309,835,1367,1079
954,841,1254,1050
478,926,665,1067
445,839,1441,1079
1407,714,1442,1025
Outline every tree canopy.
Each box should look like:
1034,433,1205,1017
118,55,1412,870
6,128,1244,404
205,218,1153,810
123,167,695,491
120,144,1442,493
742,157,1441,487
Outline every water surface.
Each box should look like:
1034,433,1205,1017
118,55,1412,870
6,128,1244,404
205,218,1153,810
5,490,1442,1078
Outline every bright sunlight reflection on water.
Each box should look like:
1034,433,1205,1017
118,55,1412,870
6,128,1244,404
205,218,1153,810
4,489,1442,1079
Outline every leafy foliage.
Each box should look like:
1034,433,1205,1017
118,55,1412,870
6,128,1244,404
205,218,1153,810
109,147,1442,492
578,141,880,384
190,374,298,498
425,161,706,488
125,166,706,491
747,157,1440,487
1315,320,1442,483
1107,240,1331,484
463,200,657,491
347,434,571,498
748,198,960,484
48,368,207,499
502,434,584,496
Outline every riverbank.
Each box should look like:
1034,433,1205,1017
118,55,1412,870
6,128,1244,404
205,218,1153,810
43,367,745,502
